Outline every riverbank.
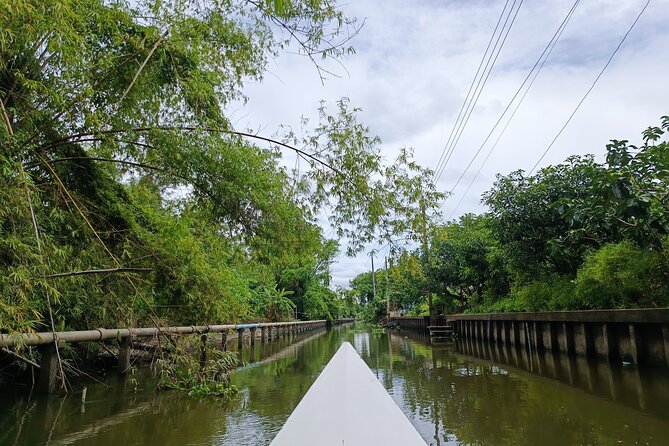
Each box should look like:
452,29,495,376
3,323,669,445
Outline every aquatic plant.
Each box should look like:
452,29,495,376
154,336,239,399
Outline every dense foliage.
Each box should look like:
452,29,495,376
0,0,443,336
349,117,669,316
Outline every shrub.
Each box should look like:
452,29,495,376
574,242,669,309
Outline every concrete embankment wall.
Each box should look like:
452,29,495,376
387,317,430,331
449,309,669,367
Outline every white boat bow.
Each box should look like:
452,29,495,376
270,341,426,446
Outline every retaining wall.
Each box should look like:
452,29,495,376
448,309,669,367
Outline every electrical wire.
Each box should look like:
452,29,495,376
432,0,512,179
445,0,581,219
436,0,524,183
528,0,651,175
439,0,582,213
433,0,524,184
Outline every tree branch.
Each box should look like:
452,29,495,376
117,31,169,107
44,268,153,279
40,126,345,177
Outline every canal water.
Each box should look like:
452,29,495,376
2,324,669,445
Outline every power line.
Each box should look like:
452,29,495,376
434,0,524,184
432,0,512,179
439,0,581,212
528,0,651,175
432,0,524,185
446,0,581,219
437,0,524,182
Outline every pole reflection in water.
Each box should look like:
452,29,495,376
2,324,669,446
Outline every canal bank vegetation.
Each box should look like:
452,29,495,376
155,337,239,398
0,0,447,390
0,0,441,335
350,117,669,317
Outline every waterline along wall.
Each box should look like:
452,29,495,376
449,309,669,367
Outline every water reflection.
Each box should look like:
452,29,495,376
2,325,669,446
385,331,669,445
452,334,669,416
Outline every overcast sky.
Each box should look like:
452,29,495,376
229,0,669,287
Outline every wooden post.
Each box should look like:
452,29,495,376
237,329,244,351
118,337,132,374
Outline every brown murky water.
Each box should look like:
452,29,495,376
2,324,669,445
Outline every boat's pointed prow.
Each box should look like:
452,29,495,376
270,341,426,446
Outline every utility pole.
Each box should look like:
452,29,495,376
385,256,390,317
370,253,376,304
420,199,434,326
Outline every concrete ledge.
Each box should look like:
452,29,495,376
447,308,669,323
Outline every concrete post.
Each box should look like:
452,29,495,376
563,322,575,356
662,326,669,367
199,334,208,369
629,324,641,365
602,323,615,361
118,336,132,374
237,329,244,351
250,328,257,347
581,323,594,358
38,341,63,394
533,322,543,352
548,322,558,352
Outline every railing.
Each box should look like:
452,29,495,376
0,320,327,348
0,319,329,393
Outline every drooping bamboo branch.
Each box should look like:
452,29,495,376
40,126,344,177
34,154,237,217
1,347,40,368
117,30,169,107
0,97,13,136
44,268,153,279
